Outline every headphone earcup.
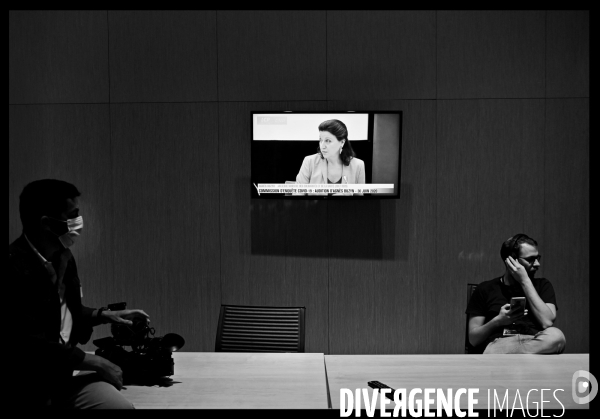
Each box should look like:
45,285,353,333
511,234,528,257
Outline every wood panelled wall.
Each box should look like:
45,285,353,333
9,11,589,354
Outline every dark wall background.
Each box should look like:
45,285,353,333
9,10,589,354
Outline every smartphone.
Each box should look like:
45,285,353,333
503,297,527,336
509,297,526,312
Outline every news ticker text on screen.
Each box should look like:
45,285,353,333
253,183,395,195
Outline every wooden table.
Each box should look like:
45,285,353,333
325,354,590,411
120,352,328,409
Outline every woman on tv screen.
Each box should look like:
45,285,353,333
294,119,365,196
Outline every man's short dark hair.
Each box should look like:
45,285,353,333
500,233,538,260
19,179,81,233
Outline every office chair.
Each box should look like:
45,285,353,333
215,304,306,352
465,283,484,354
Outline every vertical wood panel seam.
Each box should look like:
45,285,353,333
215,11,220,103
478,100,482,280
106,10,116,293
325,10,328,102
434,11,439,353
544,10,547,99
215,11,224,313
542,99,547,284
434,100,438,352
326,198,330,354
217,102,223,311
106,11,111,104
435,11,438,100
542,12,547,276
434,12,438,352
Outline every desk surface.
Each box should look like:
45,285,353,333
121,352,328,409
325,354,589,410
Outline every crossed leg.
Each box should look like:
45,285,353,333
54,372,134,409
483,327,566,354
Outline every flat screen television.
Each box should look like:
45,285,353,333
251,111,402,199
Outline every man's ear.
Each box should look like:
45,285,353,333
39,216,50,230
39,216,62,235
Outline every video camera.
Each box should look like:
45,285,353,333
92,302,185,384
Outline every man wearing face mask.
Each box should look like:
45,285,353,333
10,179,149,408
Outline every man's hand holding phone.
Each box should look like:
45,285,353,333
496,297,528,326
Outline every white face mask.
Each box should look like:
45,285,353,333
49,216,84,249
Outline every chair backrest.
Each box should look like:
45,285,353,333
215,305,306,353
465,283,480,354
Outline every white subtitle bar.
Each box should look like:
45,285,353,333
255,183,395,195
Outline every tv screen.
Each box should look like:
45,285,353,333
251,111,402,199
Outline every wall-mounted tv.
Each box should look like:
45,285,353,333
251,111,402,199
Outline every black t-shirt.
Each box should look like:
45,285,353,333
465,276,558,344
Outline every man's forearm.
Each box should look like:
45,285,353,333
469,317,502,347
520,281,555,328
81,305,109,326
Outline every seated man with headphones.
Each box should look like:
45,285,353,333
465,234,566,354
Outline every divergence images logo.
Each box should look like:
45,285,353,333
572,370,597,404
